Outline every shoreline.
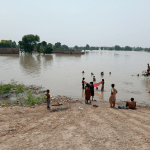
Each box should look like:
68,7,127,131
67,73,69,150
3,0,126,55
1,96,150,149
1,93,150,109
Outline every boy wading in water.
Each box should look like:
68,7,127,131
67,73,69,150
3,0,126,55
45,89,50,109
82,78,85,89
90,82,94,101
101,79,104,91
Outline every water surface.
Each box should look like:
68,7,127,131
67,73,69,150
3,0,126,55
0,50,150,104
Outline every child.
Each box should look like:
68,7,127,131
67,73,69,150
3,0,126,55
93,76,96,82
90,82,94,101
126,98,136,109
101,79,104,91
85,83,91,104
109,84,117,108
45,89,50,109
82,77,85,89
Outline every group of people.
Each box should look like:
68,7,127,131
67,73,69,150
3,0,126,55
82,72,136,109
44,71,137,110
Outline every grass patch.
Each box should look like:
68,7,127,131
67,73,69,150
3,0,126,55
25,90,46,105
12,104,19,106
0,82,26,94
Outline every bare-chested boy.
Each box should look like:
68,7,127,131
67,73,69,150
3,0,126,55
126,98,136,109
101,79,104,91
45,89,50,109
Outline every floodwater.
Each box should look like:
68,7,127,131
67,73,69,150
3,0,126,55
0,50,150,104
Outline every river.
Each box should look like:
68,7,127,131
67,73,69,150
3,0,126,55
0,50,150,104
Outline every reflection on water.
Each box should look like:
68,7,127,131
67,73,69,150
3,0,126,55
1,51,150,103
19,54,41,77
42,55,53,69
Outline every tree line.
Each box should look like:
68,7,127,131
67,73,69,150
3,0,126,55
101,45,150,51
0,40,18,48
1,34,150,54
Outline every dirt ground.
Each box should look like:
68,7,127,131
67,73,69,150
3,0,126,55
0,98,150,150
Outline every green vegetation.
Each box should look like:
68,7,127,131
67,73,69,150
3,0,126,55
73,44,99,50
43,45,53,54
12,104,19,106
25,90,46,105
0,40,17,48
101,45,150,51
0,83,26,94
18,34,40,54
101,45,132,51
3,35,150,52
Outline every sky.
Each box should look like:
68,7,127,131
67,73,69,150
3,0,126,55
0,0,150,47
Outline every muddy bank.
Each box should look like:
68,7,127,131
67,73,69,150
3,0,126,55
0,98,150,150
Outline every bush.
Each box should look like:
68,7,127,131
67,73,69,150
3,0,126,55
15,84,26,94
26,90,47,105
0,83,26,94
0,84,13,94
26,90,37,105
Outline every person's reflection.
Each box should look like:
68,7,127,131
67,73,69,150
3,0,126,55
19,54,41,76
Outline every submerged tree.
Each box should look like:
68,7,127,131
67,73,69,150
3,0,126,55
53,42,61,50
115,45,121,50
74,45,79,50
61,44,69,50
18,34,40,54
41,41,47,48
42,45,53,54
85,44,90,50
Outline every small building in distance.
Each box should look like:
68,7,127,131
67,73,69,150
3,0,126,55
0,48,19,54
53,49,84,54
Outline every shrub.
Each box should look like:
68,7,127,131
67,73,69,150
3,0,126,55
0,84,13,94
26,90,37,105
26,90,47,105
15,84,26,94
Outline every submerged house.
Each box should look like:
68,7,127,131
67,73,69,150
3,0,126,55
0,48,19,54
52,49,84,54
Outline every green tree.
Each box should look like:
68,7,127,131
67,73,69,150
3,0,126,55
54,42,61,50
74,45,79,50
85,44,90,50
12,41,16,48
18,34,40,54
124,46,132,51
61,44,69,50
43,45,53,54
48,43,53,47
41,41,47,48
0,40,17,48
36,43,42,54
115,45,121,50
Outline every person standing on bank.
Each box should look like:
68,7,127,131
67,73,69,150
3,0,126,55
82,78,85,89
90,82,94,101
85,83,91,104
109,84,117,108
101,79,105,91
45,89,50,109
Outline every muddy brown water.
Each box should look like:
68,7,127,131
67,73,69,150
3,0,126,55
0,50,150,104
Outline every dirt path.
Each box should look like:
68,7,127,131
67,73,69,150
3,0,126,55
0,101,150,150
